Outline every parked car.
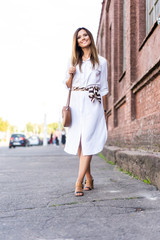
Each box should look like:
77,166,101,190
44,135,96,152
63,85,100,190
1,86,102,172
9,133,28,148
27,135,42,146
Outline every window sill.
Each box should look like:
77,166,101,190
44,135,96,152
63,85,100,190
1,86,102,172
114,95,126,110
107,109,112,117
139,21,158,51
119,71,126,82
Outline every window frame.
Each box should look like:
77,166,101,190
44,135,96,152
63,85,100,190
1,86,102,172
123,0,126,73
146,0,160,34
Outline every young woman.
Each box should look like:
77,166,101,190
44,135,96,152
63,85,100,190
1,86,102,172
64,27,108,197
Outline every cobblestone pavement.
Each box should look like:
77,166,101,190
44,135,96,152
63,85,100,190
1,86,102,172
0,145,160,240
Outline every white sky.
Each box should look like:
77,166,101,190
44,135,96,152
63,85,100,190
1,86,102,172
0,0,102,128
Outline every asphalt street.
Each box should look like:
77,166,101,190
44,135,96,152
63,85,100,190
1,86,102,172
0,145,160,240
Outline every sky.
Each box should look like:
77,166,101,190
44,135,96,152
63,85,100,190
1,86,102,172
0,0,102,129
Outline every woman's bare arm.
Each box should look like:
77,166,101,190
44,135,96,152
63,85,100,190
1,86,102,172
66,74,73,88
102,94,107,121
66,66,76,88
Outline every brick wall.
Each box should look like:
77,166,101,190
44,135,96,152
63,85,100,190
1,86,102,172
97,0,160,151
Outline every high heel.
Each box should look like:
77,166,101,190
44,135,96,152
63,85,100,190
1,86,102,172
84,178,94,191
75,182,84,197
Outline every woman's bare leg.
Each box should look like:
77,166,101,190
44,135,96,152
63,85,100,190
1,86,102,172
78,142,82,159
77,142,92,182
75,142,92,196
85,164,92,179
77,155,92,183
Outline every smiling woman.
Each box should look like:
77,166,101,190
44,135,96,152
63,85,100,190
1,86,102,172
63,27,108,197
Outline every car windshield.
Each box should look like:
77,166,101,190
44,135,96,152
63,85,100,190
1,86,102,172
11,134,25,138
29,136,38,139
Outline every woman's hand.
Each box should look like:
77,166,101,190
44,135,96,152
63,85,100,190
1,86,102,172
68,66,76,75
66,66,76,88
102,95,108,125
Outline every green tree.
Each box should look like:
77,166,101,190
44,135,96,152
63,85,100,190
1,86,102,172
25,122,43,134
47,122,59,133
9,125,17,133
0,118,9,132
26,122,34,133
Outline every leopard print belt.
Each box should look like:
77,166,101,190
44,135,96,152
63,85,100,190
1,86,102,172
72,86,101,104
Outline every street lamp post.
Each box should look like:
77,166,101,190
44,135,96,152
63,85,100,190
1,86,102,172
43,113,47,146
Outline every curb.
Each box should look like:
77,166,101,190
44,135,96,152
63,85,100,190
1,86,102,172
102,145,160,190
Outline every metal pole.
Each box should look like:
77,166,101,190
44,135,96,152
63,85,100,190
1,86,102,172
43,113,47,146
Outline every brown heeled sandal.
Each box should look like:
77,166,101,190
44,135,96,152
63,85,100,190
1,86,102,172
84,178,94,191
75,182,84,197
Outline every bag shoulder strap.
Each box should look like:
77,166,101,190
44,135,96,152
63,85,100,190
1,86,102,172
66,74,73,107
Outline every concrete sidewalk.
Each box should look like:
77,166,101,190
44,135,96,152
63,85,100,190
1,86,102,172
0,145,160,240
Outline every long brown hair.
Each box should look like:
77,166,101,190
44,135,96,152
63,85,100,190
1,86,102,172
71,27,99,71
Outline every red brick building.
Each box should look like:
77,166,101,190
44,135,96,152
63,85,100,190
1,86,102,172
97,0,160,151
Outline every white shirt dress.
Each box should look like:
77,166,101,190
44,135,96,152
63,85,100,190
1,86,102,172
63,55,108,156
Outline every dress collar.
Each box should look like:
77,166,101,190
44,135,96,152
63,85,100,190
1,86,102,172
82,57,90,62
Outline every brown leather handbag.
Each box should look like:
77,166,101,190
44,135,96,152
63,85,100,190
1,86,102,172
62,79,72,127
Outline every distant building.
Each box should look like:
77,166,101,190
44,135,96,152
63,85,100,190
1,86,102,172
97,0,160,151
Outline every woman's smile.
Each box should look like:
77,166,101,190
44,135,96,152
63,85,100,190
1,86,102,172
77,29,91,48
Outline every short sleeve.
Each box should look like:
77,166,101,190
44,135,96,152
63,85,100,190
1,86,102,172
100,58,108,97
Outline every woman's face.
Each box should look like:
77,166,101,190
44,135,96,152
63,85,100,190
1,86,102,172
77,29,91,49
